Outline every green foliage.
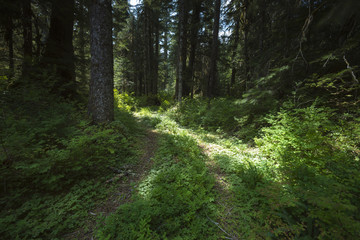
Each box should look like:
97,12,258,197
133,92,174,111
168,97,276,141
96,114,217,239
256,103,360,239
0,82,141,239
114,89,137,112
0,180,106,239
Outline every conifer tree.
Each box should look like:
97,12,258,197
88,0,114,123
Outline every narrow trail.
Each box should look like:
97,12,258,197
198,139,243,240
65,128,158,239
67,112,261,239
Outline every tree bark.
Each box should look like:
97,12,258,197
176,0,188,102
5,16,14,80
88,0,114,123
230,10,240,95
153,21,159,95
163,22,169,91
22,0,33,76
207,0,221,98
243,0,250,91
186,0,201,98
34,15,41,59
43,0,76,98
78,0,87,83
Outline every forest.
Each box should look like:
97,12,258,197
0,0,359,239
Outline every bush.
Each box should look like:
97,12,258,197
167,96,276,142
0,83,141,239
256,103,360,238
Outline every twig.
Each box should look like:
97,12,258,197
206,214,238,240
343,55,359,83
323,54,333,68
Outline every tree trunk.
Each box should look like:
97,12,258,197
22,0,32,76
163,23,169,91
43,0,76,98
88,0,114,123
153,21,159,95
186,0,201,98
176,0,188,102
143,4,152,96
5,16,14,80
243,0,250,91
34,15,42,59
230,12,240,95
207,0,221,98
78,0,87,83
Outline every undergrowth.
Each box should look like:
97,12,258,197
167,96,276,142
96,111,217,239
163,98,360,239
0,85,142,239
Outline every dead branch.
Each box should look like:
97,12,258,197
343,55,359,84
206,215,238,240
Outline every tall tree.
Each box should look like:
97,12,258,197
242,0,250,91
42,0,76,98
4,15,14,79
21,0,32,76
185,0,202,98
1,0,19,80
176,0,188,102
207,0,221,98
77,0,88,84
88,0,114,123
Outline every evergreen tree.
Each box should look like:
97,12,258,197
88,0,114,123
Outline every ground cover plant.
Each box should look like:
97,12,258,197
0,85,143,239
1,0,359,238
95,111,218,239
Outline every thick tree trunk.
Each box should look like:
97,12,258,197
43,0,76,98
207,0,221,98
22,0,32,76
88,0,114,123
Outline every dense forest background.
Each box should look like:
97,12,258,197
1,0,359,239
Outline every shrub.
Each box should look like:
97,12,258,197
256,103,360,238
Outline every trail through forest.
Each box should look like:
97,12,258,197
92,109,274,239
66,127,158,239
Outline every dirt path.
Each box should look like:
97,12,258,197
199,142,240,240
65,129,158,239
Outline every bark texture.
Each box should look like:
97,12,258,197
176,0,188,102
88,0,114,123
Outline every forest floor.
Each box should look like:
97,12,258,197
66,127,159,239
89,109,272,239
67,108,282,239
